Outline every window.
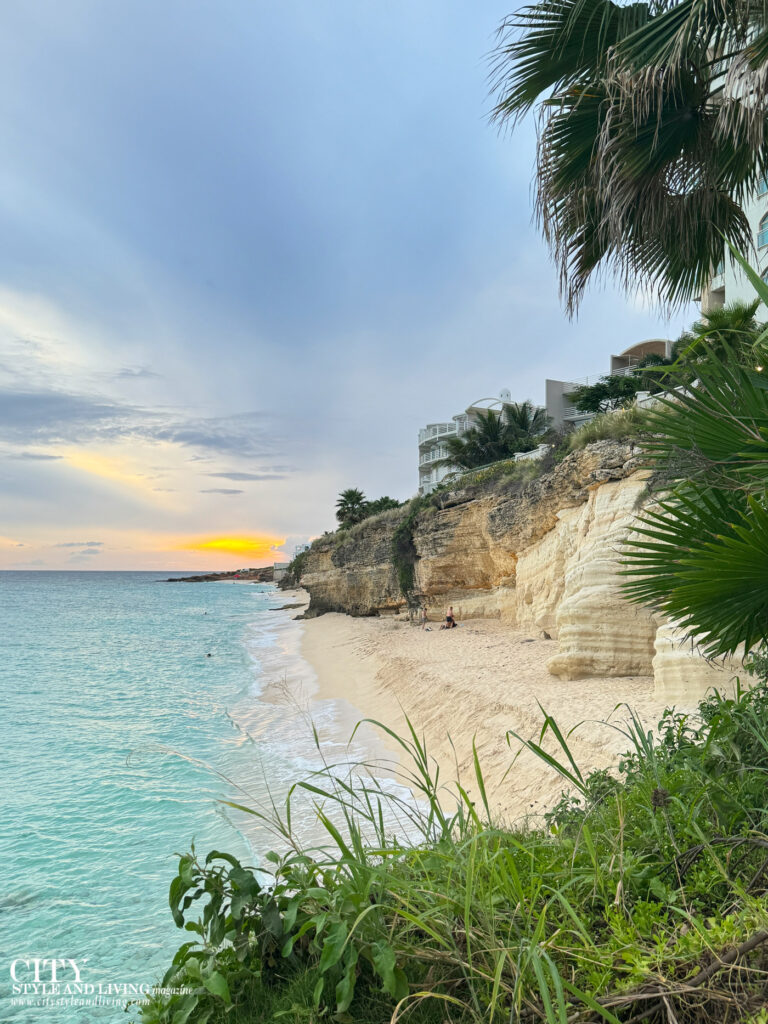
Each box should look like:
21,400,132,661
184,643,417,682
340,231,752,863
760,176,768,197
759,214,768,249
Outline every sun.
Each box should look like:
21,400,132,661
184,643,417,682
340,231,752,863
178,535,286,562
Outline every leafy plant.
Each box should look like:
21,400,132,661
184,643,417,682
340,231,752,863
391,495,430,600
569,374,647,414
283,548,310,586
144,685,768,1024
622,258,768,657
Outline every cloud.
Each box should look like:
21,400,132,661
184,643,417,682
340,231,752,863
146,414,276,459
206,471,285,481
199,488,244,495
12,451,63,460
0,387,129,443
115,365,161,380
68,547,102,562
0,386,281,461
54,540,103,548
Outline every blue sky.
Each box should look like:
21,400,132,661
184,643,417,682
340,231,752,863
0,0,694,569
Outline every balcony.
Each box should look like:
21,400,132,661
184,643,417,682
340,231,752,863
418,423,458,445
419,447,450,466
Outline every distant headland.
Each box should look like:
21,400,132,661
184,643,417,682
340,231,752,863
164,566,274,583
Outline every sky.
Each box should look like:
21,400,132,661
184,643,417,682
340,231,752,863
0,0,695,570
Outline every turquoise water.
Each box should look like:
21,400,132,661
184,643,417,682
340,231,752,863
0,571,364,1023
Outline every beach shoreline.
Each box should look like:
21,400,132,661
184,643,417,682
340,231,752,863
295,597,672,822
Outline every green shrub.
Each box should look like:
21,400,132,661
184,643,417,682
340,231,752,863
283,548,310,586
568,404,651,451
391,495,431,600
143,683,768,1024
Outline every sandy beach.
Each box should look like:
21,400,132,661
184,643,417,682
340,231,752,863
291,594,672,823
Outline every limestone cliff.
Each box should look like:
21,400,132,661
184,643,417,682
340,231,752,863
301,442,739,702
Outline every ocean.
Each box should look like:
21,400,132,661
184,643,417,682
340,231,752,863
0,571,380,1023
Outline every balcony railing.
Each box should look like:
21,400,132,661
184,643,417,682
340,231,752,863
419,448,450,466
759,226,768,249
418,423,458,443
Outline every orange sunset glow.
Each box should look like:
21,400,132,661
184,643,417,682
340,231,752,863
179,535,286,563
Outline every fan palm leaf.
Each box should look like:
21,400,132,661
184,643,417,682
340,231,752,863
490,0,768,310
622,265,768,656
623,487,768,656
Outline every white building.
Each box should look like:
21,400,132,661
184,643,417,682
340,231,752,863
418,389,515,494
701,185,768,310
545,339,673,428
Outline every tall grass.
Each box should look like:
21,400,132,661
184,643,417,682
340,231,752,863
140,684,768,1024
568,405,651,451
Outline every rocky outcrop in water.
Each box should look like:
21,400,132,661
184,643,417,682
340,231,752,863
299,442,740,703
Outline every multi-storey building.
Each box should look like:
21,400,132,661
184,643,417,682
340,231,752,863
701,188,768,310
545,339,673,429
418,389,513,494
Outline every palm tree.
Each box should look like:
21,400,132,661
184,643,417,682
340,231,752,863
443,410,511,470
503,400,550,440
622,270,768,656
673,300,764,366
490,0,768,311
335,488,367,528
443,404,549,470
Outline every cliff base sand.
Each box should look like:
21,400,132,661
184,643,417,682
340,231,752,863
301,609,672,823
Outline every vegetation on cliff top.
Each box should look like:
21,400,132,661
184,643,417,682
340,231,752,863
442,401,550,471
336,489,402,529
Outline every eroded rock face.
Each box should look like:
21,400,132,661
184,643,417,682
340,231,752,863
545,477,660,679
653,623,741,706
299,441,739,700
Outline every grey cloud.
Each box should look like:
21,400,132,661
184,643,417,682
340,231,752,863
13,452,63,460
199,487,244,495
0,387,129,442
206,471,285,481
146,415,275,459
54,540,103,548
152,487,176,492
69,548,102,562
0,386,280,461
115,365,161,380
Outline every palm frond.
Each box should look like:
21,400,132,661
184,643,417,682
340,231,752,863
490,0,768,311
622,487,768,657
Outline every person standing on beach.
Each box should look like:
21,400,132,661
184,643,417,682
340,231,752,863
445,605,457,628
420,604,429,630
